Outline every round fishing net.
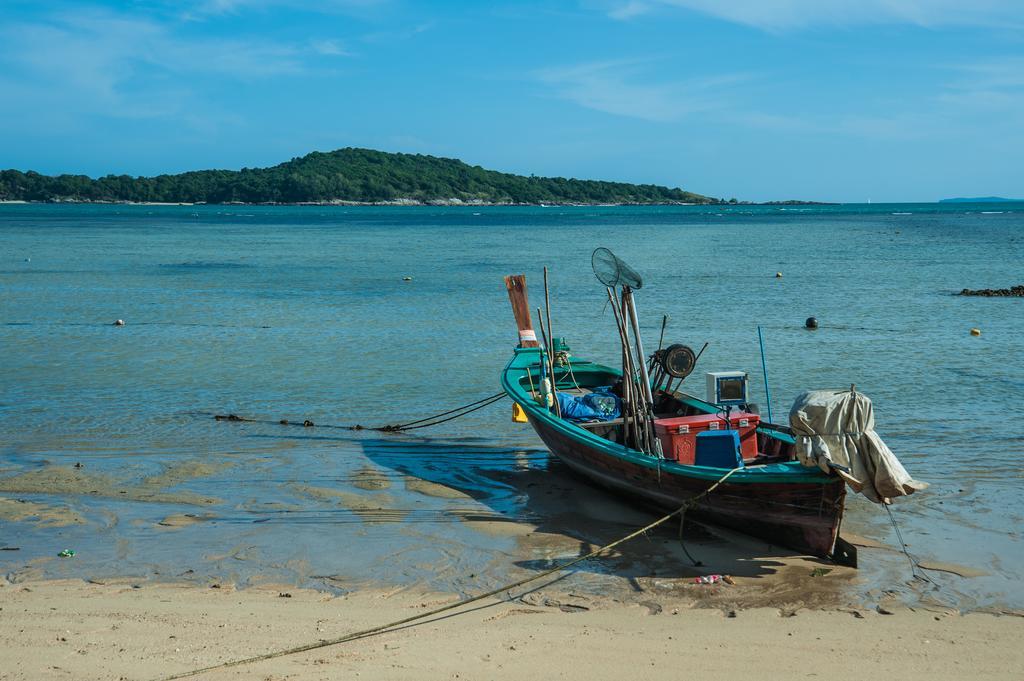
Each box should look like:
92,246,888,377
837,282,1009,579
591,247,643,289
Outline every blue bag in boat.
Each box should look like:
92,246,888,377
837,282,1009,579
557,386,621,422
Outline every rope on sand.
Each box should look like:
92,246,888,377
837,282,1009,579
212,391,507,432
157,467,741,681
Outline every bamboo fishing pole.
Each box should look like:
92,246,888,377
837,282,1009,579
621,346,632,448
543,266,555,361
624,288,656,409
651,314,668,392
614,289,649,453
618,288,645,454
542,268,562,418
536,307,561,417
606,287,637,450
623,287,659,456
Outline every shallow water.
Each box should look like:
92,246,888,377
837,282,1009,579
1,203,1022,610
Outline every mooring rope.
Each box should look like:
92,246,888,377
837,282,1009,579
884,503,934,584
213,392,507,432
380,393,508,431
157,466,740,681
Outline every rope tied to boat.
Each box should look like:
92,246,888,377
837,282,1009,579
884,503,935,585
157,466,741,681
213,391,507,433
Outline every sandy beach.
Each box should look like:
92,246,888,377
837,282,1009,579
2,579,1022,681
2,448,1020,680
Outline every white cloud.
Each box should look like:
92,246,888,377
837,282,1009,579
310,39,352,57
607,1,651,20
361,20,436,44
603,0,1024,30
737,110,941,140
937,58,1024,114
536,59,746,122
193,0,249,13
948,57,1024,91
187,0,389,18
0,8,314,123
737,57,1024,143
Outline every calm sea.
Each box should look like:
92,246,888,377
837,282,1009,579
1,203,1022,610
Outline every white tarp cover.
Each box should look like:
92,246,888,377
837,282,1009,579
789,389,928,503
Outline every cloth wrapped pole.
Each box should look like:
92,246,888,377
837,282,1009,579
789,390,928,503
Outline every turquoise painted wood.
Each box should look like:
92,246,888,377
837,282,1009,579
501,345,847,559
501,347,832,486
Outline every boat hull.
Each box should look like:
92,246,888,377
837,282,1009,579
527,413,846,559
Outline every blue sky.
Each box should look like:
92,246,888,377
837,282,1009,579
1,0,1022,201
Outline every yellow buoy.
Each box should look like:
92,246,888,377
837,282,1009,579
512,402,528,423
775,272,783,278
970,328,981,336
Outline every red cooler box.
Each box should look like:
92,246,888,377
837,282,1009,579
654,412,760,464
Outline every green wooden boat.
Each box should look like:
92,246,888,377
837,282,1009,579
501,267,850,563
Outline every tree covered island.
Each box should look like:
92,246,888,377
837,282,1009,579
0,148,715,205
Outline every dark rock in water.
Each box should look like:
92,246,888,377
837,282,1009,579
959,285,1024,297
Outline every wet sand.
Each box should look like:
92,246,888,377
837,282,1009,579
0,496,85,527
1,579,1022,681
0,437,1015,681
0,462,228,507
2,442,1020,678
157,513,217,529
0,446,1004,609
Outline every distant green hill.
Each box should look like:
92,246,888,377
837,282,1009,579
0,148,713,205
